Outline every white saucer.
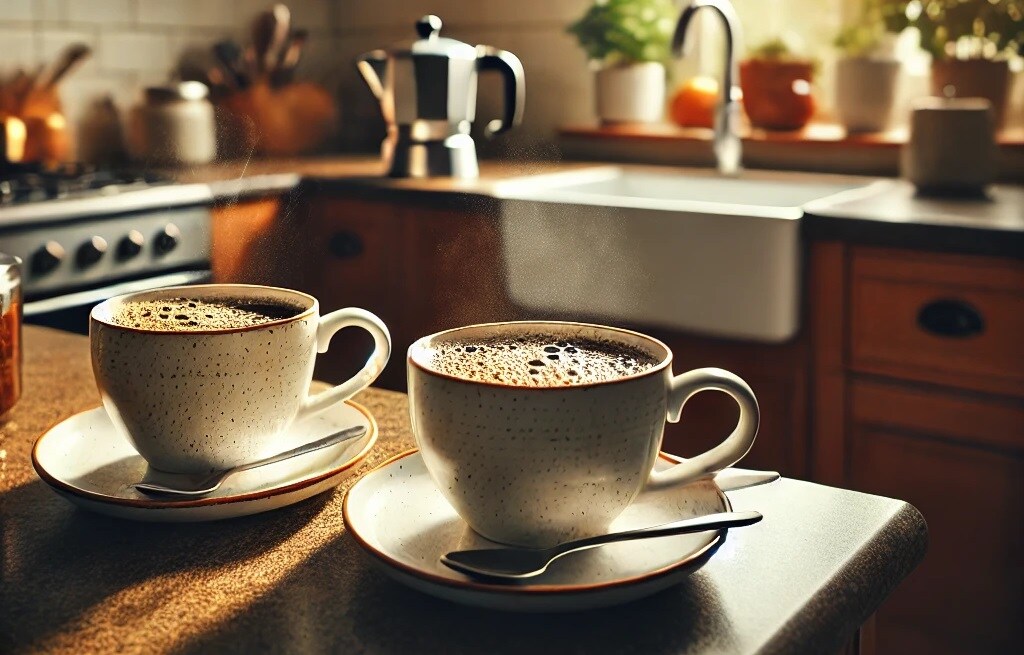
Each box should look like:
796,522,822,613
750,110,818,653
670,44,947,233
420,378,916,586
344,450,732,612
33,399,376,522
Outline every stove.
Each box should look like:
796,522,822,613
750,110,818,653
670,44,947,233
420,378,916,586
0,163,214,333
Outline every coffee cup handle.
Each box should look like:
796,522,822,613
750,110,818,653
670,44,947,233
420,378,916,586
645,368,759,492
295,307,392,421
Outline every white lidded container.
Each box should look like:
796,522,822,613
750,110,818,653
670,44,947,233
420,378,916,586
127,81,216,166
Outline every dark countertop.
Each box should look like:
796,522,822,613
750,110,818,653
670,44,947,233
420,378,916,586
1,326,927,654
803,179,1024,259
182,155,1023,259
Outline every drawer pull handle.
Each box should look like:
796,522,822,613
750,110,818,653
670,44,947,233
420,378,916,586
328,231,364,259
917,299,984,338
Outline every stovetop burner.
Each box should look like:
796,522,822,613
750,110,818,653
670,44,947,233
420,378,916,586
0,162,172,206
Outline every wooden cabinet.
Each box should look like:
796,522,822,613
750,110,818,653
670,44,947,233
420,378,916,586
850,248,1024,397
210,196,284,284
811,243,1024,655
243,193,516,391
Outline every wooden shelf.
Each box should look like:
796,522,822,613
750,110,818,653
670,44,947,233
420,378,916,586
558,122,1024,179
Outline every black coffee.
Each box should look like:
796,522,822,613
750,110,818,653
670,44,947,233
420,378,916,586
426,332,661,387
111,297,303,331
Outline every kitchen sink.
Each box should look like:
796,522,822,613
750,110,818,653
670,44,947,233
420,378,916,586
493,166,870,342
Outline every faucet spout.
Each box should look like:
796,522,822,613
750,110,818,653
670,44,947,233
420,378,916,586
673,0,743,175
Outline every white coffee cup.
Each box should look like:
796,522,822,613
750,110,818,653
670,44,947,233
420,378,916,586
408,321,758,548
91,284,391,473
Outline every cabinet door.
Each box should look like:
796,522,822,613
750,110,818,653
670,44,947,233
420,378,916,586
210,196,283,284
849,425,1024,655
302,197,409,391
402,203,517,335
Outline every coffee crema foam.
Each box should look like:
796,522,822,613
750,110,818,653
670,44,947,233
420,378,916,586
110,297,303,331
425,332,661,387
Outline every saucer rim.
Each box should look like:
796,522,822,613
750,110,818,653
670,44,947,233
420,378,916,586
343,448,729,596
32,400,377,510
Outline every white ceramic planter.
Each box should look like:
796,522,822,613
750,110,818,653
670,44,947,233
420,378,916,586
834,57,901,133
595,62,666,124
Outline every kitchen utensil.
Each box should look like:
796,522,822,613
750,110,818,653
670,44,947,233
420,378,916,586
0,253,22,416
132,424,368,497
22,44,90,119
442,510,762,580
126,81,217,165
271,28,308,86
33,43,90,93
267,4,291,73
213,40,246,87
251,4,289,77
356,14,524,178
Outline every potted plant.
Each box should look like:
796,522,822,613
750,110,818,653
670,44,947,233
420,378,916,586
833,4,902,133
912,0,1024,127
739,38,817,131
568,0,676,124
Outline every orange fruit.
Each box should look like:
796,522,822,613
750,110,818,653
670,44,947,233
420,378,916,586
670,76,718,129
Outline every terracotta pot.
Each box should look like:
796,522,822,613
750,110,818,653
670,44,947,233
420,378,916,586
739,59,815,131
930,58,1010,128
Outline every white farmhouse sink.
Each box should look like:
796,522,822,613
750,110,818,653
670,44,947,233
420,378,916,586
493,166,869,342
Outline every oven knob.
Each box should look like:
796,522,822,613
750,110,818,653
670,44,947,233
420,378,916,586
117,230,145,260
31,241,65,276
154,223,181,255
76,236,108,268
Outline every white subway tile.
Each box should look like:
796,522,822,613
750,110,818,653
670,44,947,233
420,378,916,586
33,0,68,22
98,31,171,72
0,28,36,65
67,0,135,25
136,0,190,25
137,0,236,29
337,0,590,31
1,0,35,22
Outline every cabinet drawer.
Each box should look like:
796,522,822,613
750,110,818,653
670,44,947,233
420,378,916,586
850,378,1024,452
850,248,1024,397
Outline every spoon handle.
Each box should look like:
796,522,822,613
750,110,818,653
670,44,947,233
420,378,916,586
230,424,367,475
555,510,762,556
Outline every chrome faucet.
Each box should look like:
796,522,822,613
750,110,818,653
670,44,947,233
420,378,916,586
673,0,743,175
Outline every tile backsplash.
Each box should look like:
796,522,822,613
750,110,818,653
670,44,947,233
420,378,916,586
1,0,1020,162
0,0,599,159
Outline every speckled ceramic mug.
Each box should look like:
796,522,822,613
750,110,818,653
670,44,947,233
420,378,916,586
91,284,391,474
408,321,759,548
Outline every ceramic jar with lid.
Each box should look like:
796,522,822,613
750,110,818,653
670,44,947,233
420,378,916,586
127,81,217,166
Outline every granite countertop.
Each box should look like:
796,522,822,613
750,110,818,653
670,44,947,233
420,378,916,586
181,155,1023,258
1,326,927,655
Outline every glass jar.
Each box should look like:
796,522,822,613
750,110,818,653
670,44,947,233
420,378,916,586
0,254,22,416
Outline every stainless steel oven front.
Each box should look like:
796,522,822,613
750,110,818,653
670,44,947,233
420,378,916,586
0,185,214,335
